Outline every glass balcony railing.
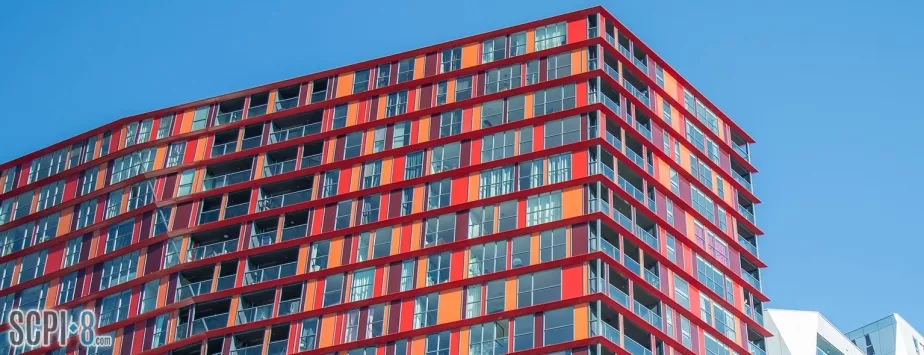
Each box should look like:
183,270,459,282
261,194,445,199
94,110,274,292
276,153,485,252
230,344,263,355
589,161,616,181
643,268,660,288
224,202,249,219
268,123,321,144
176,279,212,301
646,194,655,211
618,44,631,58
604,63,619,80
211,141,238,158
606,131,622,150
274,97,298,111
746,305,765,326
243,261,298,285
203,169,252,191
263,159,296,177
605,33,616,46
187,239,238,262
247,104,268,118
635,122,652,141
240,135,262,150
236,304,273,325
277,298,301,316
750,343,767,355
733,171,754,191
249,231,276,248
614,210,633,232
741,270,762,290
617,176,644,202
310,90,327,103
636,227,658,250
175,322,188,341
280,223,308,241
633,301,662,330
622,79,650,107
190,312,229,335
588,27,598,38
590,237,620,262
633,57,649,73
590,320,621,345
739,236,759,256
301,153,322,169
199,208,220,224
215,110,243,126
734,144,750,161
216,274,235,291
623,256,641,276
257,189,311,211
623,335,653,355
602,94,621,116
623,148,645,168
738,205,757,224
608,283,630,307
267,340,287,355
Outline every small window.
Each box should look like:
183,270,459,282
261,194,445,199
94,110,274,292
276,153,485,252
485,279,505,314
376,63,391,88
425,251,450,285
309,240,330,271
535,22,567,51
426,179,451,210
413,293,439,328
386,91,408,117
467,205,495,239
439,109,462,138
525,60,539,85
440,47,462,73
332,105,348,129
455,76,472,101
190,106,209,131
539,228,566,262
343,132,363,159
350,268,374,301
509,32,527,57
469,239,506,276
397,58,415,83
353,69,371,94
404,151,424,179
435,81,448,105
322,273,344,306
482,36,506,63
513,315,534,351
511,235,530,268
429,142,460,173
516,268,561,307
543,307,574,345
335,200,352,230
393,121,411,148
546,52,572,80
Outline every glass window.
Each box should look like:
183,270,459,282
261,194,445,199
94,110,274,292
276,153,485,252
63,236,83,267
165,142,185,168
105,219,134,253
425,331,450,355
509,32,527,57
526,60,539,85
19,250,47,283
393,121,411,148
427,178,451,210
482,36,506,63
413,292,439,328
426,251,450,285
519,126,533,155
321,169,339,198
469,239,506,277
468,205,495,239
98,289,131,326
386,90,408,117
481,100,504,128
485,279,505,314
435,81,448,105
58,271,79,304
440,47,462,73
353,69,370,94
400,187,414,216
470,320,509,355
79,166,98,196
526,190,562,226
190,106,209,131
539,228,566,262
535,22,566,50
507,95,525,122
513,315,534,351
309,240,330,271
674,274,690,309
465,284,481,319
498,200,517,232
405,151,424,179
332,105,348,129
343,132,363,159
400,259,415,291
546,52,572,80
139,280,159,313
423,213,455,247
430,142,460,173
479,166,514,199
511,235,530,268
548,153,572,183
376,63,390,88
350,268,375,301
397,58,414,83
335,200,352,230
455,76,472,100
543,307,574,345
322,273,344,306
362,160,382,189
177,169,195,197
535,84,576,116
373,226,392,258
517,268,561,307
543,115,580,148
13,191,32,219
439,109,463,137
99,251,139,290
484,65,521,94
110,148,156,184
37,180,65,211
360,194,380,224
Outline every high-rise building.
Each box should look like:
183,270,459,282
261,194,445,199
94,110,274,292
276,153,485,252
846,314,924,355
763,309,864,355
0,6,764,355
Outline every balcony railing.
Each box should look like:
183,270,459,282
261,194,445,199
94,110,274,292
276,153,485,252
587,27,598,38
277,298,301,316
605,33,616,46
247,104,268,118
636,226,658,250
310,90,327,103
215,110,243,126
203,169,252,191
734,144,750,161
301,153,322,169
589,237,620,262
187,239,238,262
175,322,188,341
249,231,276,248
623,148,645,168
236,304,273,324
199,208,220,224
614,209,633,232
633,300,662,330
602,94,621,116
263,159,296,177
176,279,212,301
617,176,644,202
243,261,298,285
230,344,263,355
224,202,249,219
590,320,621,346
633,57,649,73
623,256,641,276
216,274,235,291
210,141,238,158
733,170,754,192
268,123,321,144
741,270,762,290
241,135,262,150
635,122,652,141
643,268,660,288
274,97,298,111
267,340,287,355
746,305,765,326
739,236,759,256
606,131,622,150
618,44,631,59
738,205,756,224
280,223,308,241
623,334,653,355
622,79,650,107
257,189,311,211
750,343,767,355
604,63,619,80
190,312,229,335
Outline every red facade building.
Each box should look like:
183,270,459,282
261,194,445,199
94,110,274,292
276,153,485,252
0,6,765,355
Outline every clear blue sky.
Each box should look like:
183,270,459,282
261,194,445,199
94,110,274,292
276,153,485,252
1,0,921,333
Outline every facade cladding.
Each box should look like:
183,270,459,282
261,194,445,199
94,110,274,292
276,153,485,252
0,6,765,355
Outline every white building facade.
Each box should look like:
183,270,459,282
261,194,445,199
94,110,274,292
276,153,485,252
846,314,924,355
763,309,865,355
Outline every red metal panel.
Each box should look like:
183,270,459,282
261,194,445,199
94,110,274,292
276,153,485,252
459,140,471,168
419,84,433,110
387,262,402,294
173,202,194,229
369,96,380,122
476,72,486,97
388,300,402,335
144,242,164,275
388,189,402,220
333,135,345,163
138,211,153,242
424,52,438,77
322,203,336,233
119,324,134,355
571,223,588,255
430,113,442,140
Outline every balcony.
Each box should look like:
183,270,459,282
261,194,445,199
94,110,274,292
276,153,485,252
188,298,232,335
280,209,309,241
198,196,222,224
224,190,251,220
731,131,751,162
632,286,662,330
175,265,217,301
243,248,299,285
267,326,290,355
634,112,653,142
215,98,245,127
738,194,757,224
310,78,328,103
249,217,278,248
210,130,239,158
622,71,650,107
263,147,298,178
635,218,658,251
240,124,264,151
617,163,644,202
236,289,275,325
247,92,270,118
215,260,238,291
741,267,762,291
230,330,265,355
187,226,240,262
256,176,313,212
632,47,649,73
616,33,632,60
274,85,300,112
738,224,759,257
268,110,322,144
277,284,303,316
203,158,253,191
732,159,754,192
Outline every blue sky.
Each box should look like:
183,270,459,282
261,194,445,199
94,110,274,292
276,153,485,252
1,0,922,333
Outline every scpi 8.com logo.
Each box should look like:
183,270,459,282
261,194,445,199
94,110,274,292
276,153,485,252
8,309,112,348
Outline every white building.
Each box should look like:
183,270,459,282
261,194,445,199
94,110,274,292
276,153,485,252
845,314,924,355
763,309,864,355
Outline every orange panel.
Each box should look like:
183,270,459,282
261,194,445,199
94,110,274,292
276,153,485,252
467,172,479,203
526,30,535,54
56,209,72,237
266,91,278,114
416,256,428,290
446,80,456,104
437,287,462,324
408,221,421,252
574,303,589,340
376,96,386,121
414,55,426,80
318,314,337,348
296,245,310,277
524,93,534,119
410,336,426,355
347,101,359,127
381,157,393,186
529,232,539,266
561,185,583,219
328,237,344,268
459,327,470,355
336,73,353,98
471,105,482,131
461,43,479,69
505,276,517,311
571,49,585,74
418,116,431,144
152,145,167,171
363,129,375,156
